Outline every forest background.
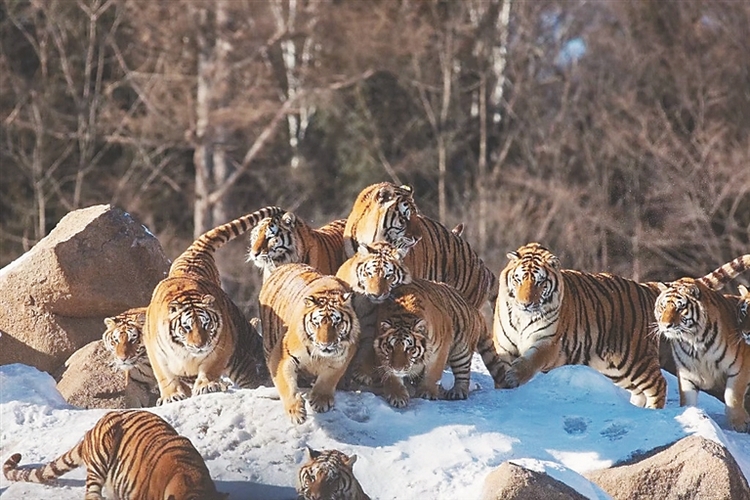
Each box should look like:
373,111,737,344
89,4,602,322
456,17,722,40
2,0,749,316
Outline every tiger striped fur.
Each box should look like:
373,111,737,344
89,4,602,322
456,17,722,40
494,242,667,409
343,182,496,308
145,207,281,404
654,254,750,431
297,447,371,500
259,263,360,424
247,211,346,279
2,410,225,500
374,278,506,408
740,284,750,344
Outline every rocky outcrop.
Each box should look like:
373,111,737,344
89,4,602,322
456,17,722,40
0,204,169,373
55,339,157,409
481,461,589,500
584,435,750,500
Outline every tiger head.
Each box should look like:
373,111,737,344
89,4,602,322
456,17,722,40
654,278,709,347
102,308,147,371
168,294,222,355
247,212,300,273
346,182,418,249
336,241,414,303
375,316,427,377
297,447,359,500
302,291,356,357
501,242,562,314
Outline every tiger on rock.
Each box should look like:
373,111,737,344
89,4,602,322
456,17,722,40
343,182,496,308
247,210,346,279
145,207,282,405
259,263,360,424
297,447,371,500
3,410,226,500
654,254,750,431
493,242,668,409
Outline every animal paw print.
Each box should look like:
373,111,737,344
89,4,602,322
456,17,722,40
563,416,589,436
600,421,629,441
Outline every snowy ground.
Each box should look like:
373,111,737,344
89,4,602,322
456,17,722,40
2,359,750,500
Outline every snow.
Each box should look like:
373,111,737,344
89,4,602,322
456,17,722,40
2,359,750,500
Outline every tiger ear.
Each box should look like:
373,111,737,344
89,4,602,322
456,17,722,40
341,292,353,303
104,317,116,329
657,282,669,292
357,243,373,255
282,212,296,226
739,284,749,297
345,453,358,467
506,250,520,261
549,255,561,269
201,294,216,307
306,446,319,460
168,301,181,315
379,320,392,331
304,296,318,308
376,186,393,203
399,184,414,197
414,319,427,335
396,235,420,254
135,310,146,324
688,284,701,299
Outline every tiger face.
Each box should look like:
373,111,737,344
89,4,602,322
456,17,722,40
168,294,222,355
503,243,562,314
247,212,299,272
345,183,416,257
375,317,427,377
297,447,364,500
347,243,412,302
654,280,706,347
102,309,147,371
303,292,356,357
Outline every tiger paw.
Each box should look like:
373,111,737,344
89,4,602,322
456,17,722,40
385,390,409,408
286,394,308,424
443,386,469,401
500,366,520,389
194,380,224,396
157,391,188,406
308,391,335,413
727,411,750,433
415,386,440,401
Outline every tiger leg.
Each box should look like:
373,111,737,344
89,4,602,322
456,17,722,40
415,346,451,401
381,372,410,408
151,353,188,405
444,344,472,400
84,469,106,500
724,371,750,432
504,341,558,388
309,362,349,413
269,343,306,424
677,371,700,407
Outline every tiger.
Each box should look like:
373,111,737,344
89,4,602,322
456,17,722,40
145,206,282,405
654,254,750,431
335,241,414,386
740,284,750,344
493,242,668,409
259,263,360,424
101,307,155,384
374,277,507,408
3,409,226,500
247,210,346,279
343,182,496,308
297,446,371,500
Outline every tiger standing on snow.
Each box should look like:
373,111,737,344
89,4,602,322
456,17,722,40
343,182,497,308
654,254,750,432
145,206,284,405
3,410,226,500
494,242,667,409
297,447,371,500
259,263,360,424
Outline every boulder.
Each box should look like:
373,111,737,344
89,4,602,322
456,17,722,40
55,340,157,409
0,205,169,373
481,461,589,500
584,435,750,500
